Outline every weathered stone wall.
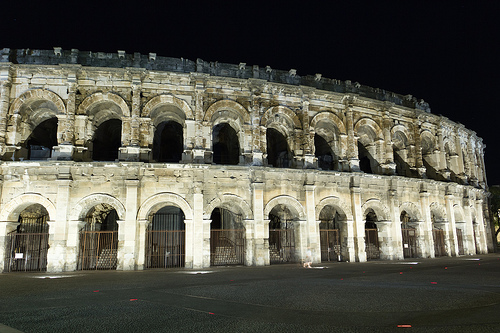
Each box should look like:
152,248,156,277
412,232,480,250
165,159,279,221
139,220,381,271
0,49,492,273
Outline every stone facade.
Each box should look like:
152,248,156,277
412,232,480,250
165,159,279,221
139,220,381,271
0,48,492,273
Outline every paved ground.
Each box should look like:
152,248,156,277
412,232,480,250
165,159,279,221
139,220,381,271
0,254,499,333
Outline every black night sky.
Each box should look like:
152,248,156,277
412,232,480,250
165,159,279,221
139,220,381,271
2,1,499,184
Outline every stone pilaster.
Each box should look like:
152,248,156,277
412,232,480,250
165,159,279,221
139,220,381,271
350,176,365,262
46,178,72,272
117,179,139,270
304,184,320,263
445,192,458,256
419,187,433,258
0,74,12,149
135,220,148,270
252,182,268,265
346,105,359,172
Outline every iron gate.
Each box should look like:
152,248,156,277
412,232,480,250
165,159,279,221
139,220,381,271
320,229,341,261
456,228,465,255
269,225,296,264
5,231,49,272
146,229,185,268
210,229,245,266
365,228,380,259
402,228,417,258
433,229,446,257
77,230,118,270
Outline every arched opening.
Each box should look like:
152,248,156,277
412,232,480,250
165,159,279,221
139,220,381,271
401,211,417,258
152,121,183,163
431,212,446,257
92,119,122,161
266,128,292,168
210,207,245,266
315,134,336,171
212,123,240,165
269,204,297,264
25,118,58,160
392,131,411,177
365,210,380,259
319,206,343,261
146,206,185,268
77,204,119,270
358,142,373,174
5,204,49,272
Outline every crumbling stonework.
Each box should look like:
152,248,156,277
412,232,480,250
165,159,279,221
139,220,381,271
0,48,492,273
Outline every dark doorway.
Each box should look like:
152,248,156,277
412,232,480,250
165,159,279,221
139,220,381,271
213,123,240,165
26,118,58,160
365,211,380,259
146,206,185,268
266,128,291,168
153,121,183,163
92,119,121,161
358,142,372,174
401,211,417,258
315,134,336,171
319,207,342,262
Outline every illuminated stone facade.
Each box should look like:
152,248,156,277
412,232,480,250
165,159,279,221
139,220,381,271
0,48,492,273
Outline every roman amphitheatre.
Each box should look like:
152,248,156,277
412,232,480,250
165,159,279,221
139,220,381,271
0,47,492,272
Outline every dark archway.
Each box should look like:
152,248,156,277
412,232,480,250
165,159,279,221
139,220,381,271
319,206,342,261
315,134,336,171
358,142,373,174
212,123,240,165
401,211,417,258
266,128,292,168
26,118,58,160
146,206,185,268
153,121,183,163
365,210,380,259
92,119,121,161
210,207,245,266
269,204,297,264
78,204,119,270
5,204,50,272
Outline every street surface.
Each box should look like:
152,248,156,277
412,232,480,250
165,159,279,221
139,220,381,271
1,254,499,332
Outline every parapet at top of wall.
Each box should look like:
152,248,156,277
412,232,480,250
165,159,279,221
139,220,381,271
0,47,431,113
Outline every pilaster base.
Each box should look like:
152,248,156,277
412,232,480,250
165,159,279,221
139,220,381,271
52,144,74,160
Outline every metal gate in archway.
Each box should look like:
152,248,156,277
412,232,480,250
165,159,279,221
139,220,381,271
456,228,465,255
146,208,186,269
320,229,340,262
4,216,49,272
210,229,245,266
269,220,296,264
78,209,119,270
402,228,417,258
433,229,446,257
365,228,380,259
210,208,245,266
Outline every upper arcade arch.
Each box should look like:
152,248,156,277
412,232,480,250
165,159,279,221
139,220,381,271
70,194,126,221
9,89,66,117
204,99,250,124
260,106,302,132
310,111,346,135
354,118,383,144
142,94,194,120
137,192,193,221
0,193,57,222
77,92,130,120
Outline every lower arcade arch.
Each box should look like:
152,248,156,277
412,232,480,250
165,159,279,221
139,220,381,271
210,207,245,266
431,211,447,257
77,204,119,270
318,205,346,261
364,209,380,259
268,204,298,264
5,204,50,272
146,205,186,268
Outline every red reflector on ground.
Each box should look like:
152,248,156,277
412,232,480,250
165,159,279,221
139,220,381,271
397,324,412,328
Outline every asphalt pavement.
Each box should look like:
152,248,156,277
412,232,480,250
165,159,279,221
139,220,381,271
1,254,499,333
